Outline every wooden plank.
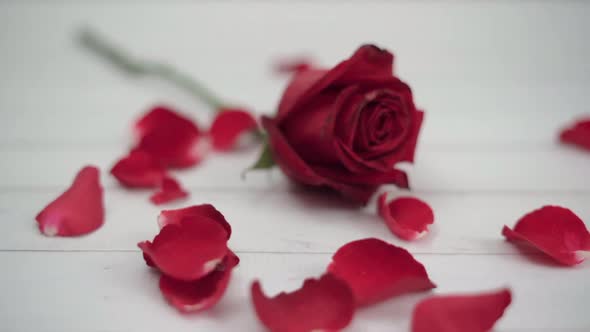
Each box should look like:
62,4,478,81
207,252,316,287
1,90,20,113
1,190,588,253
0,251,587,332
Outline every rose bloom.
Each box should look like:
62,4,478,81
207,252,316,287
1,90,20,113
262,45,423,204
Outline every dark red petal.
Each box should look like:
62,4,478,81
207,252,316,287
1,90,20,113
262,116,378,205
412,289,512,332
559,118,590,151
378,194,434,241
134,105,200,141
159,251,239,313
276,69,328,122
502,206,590,265
251,274,355,332
209,108,258,151
149,177,189,205
138,217,228,281
35,166,104,237
327,238,436,306
274,57,314,75
110,150,167,188
158,204,232,239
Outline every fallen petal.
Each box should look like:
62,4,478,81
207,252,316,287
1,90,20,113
149,177,189,205
210,108,258,151
327,238,436,306
134,105,200,142
251,274,355,332
502,206,590,265
412,288,512,332
110,150,167,188
138,217,228,281
559,118,590,151
378,193,434,241
160,251,240,313
158,204,232,238
36,166,104,237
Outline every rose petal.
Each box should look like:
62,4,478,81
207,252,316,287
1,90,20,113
149,176,189,205
134,105,200,142
502,206,590,265
35,166,104,237
251,274,355,332
559,118,590,151
110,150,167,188
138,217,228,281
327,238,436,306
159,251,239,313
158,204,232,238
274,57,314,74
412,289,512,332
210,108,258,151
378,194,434,241
134,106,204,168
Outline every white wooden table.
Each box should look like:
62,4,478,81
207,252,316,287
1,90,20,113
1,1,589,331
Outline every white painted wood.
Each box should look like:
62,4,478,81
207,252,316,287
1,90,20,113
1,189,589,254
1,146,588,191
0,252,588,332
0,1,589,331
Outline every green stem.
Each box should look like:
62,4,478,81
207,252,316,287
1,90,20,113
78,28,224,110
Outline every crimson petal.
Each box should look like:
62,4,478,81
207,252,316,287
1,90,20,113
36,166,104,237
110,150,167,188
559,118,590,151
210,108,258,151
149,176,189,205
251,274,355,332
412,289,512,332
502,206,590,265
138,217,228,281
134,105,200,141
274,57,313,74
378,194,434,241
158,204,232,238
327,238,436,306
159,251,239,313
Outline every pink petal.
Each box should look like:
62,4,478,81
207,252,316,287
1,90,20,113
138,217,228,281
158,204,232,239
110,150,167,188
327,238,436,306
149,177,189,205
559,117,590,151
36,166,104,237
502,206,590,265
251,274,355,332
412,289,512,332
378,193,434,241
159,251,239,313
210,108,258,151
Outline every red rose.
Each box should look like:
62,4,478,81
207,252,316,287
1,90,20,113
262,45,423,204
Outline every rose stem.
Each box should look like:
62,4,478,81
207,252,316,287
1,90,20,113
78,28,224,111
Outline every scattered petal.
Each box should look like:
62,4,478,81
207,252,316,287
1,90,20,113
274,57,314,74
138,217,228,281
36,166,104,237
149,177,189,205
134,106,203,168
110,150,167,188
251,274,355,332
134,105,200,142
210,108,258,151
158,204,232,238
160,251,240,313
327,238,436,306
412,289,512,332
559,118,590,151
502,206,590,265
378,193,434,241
